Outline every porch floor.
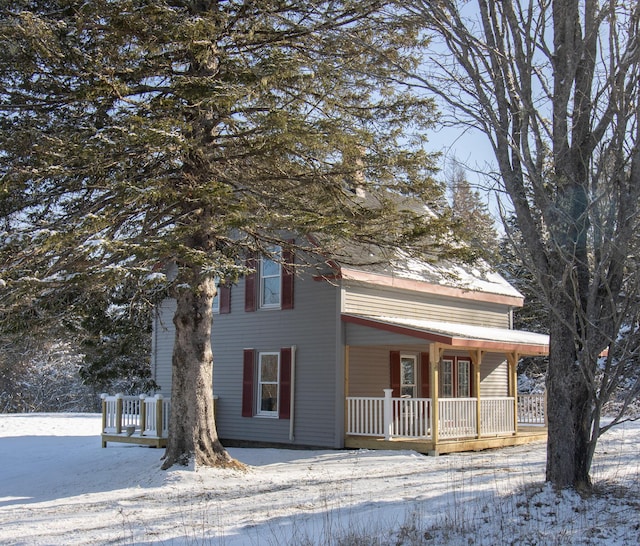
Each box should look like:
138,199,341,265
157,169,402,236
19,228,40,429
344,426,547,455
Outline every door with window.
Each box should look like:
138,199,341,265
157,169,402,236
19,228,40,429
400,355,417,397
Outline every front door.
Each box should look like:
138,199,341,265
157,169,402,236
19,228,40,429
400,355,417,397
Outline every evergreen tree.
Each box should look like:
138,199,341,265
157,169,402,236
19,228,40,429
0,1,453,468
447,161,499,261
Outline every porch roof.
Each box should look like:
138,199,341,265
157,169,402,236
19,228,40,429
341,314,549,355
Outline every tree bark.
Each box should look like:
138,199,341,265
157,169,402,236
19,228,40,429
162,275,243,470
545,298,592,489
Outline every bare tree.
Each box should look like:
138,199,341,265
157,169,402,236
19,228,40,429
409,0,640,489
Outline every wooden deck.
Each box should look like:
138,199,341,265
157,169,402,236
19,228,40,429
344,426,547,455
101,431,167,448
100,393,170,448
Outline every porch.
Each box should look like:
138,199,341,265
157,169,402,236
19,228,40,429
345,391,547,455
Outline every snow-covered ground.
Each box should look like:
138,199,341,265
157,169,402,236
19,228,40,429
0,414,638,545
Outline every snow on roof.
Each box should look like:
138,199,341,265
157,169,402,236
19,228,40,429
379,316,548,346
343,314,549,353
390,253,523,300
333,247,523,302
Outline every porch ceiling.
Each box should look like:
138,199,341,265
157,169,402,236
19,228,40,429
341,314,549,355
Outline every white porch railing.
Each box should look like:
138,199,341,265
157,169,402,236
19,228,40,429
438,398,477,439
347,396,385,436
393,396,432,438
346,391,540,441
101,393,170,439
518,393,546,425
481,397,515,435
346,391,432,439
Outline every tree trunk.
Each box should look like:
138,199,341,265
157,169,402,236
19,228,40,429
545,300,593,490
162,275,243,470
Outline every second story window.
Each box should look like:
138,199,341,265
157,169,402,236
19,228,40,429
260,247,281,308
212,277,220,313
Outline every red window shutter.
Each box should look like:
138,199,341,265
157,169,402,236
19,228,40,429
281,241,295,310
219,285,231,314
279,347,292,419
244,256,257,312
420,352,430,398
390,351,401,397
242,349,255,417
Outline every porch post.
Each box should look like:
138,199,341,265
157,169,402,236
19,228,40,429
115,393,123,434
344,345,350,439
139,394,147,436
383,389,393,441
470,350,482,439
155,394,164,437
507,353,519,434
429,343,442,453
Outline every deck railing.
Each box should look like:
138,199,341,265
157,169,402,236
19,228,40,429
347,396,385,436
393,397,432,438
347,391,541,441
517,393,546,425
481,397,515,435
101,393,170,438
438,398,477,439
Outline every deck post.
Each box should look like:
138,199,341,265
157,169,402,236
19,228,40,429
383,389,393,441
507,352,519,434
139,394,147,436
344,345,350,442
115,393,123,434
155,394,164,437
429,343,442,454
470,350,482,439
100,393,108,448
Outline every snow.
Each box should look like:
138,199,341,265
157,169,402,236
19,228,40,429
1,414,639,545
374,316,550,347
391,251,524,299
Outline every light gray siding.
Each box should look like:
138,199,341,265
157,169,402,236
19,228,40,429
343,282,511,328
153,274,342,448
152,302,175,395
479,353,509,397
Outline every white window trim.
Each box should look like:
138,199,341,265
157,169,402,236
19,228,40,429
259,248,282,309
256,351,280,417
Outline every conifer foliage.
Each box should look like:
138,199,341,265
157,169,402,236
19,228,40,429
0,1,449,468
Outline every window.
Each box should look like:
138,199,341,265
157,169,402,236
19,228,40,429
400,355,417,397
212,278,231,314
257,352,279,416
440,357,473,398
441,359,454,397
260,248,282,308
212,277,220,313
242,348,292,419
457,359,471,398
244,243,294,312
